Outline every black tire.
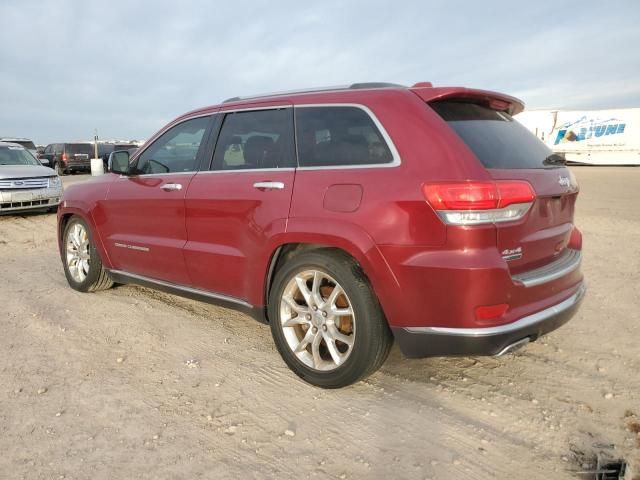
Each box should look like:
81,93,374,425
268,249,393,388
61,216,113,293
54,162,65,176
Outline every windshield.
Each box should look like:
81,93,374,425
429,101,560,169
0,146,41,166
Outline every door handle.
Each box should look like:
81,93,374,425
253,181,285,190
161,183,183,191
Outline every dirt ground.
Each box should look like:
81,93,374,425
1,167,639,480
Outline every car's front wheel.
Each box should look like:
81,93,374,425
268,250,392,388
62,216,113,292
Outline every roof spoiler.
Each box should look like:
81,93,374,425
411,86,525,115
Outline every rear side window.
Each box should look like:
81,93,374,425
211,109,295,170
430,101,560,169
295,106,394,167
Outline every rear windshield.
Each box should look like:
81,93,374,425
66,143,94,155
7,140,37,150
430,101,562,169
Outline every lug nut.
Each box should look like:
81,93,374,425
321,311,327,317
312,306,318,311
305,314,312,320
312,327,318,333
322,325,328,331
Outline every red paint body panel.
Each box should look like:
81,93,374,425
99,174,195,284
183,170,295,303
57,84,584,350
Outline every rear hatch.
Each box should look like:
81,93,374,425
429,100,579,273
66,143,93,162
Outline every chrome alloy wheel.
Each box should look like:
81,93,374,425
280,270,356,371
66,223,90,283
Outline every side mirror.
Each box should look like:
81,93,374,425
40,158,50,166
109,150,130,175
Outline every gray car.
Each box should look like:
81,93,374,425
0,141,63,214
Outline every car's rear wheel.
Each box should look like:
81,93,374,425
268,250,392,388
62,216,113,292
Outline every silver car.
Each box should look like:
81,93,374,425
0,141,63,214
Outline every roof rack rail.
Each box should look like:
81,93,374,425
349,82,405,89
222,82,406,103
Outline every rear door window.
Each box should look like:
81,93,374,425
295,106,394,167
211,108,295,170
429,101,562,169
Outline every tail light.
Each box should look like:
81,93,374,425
423,181,535,225
62,153,68,161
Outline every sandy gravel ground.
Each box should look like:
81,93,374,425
0,167,639,480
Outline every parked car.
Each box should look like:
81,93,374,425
96,143,139,171
56,82,585,388
0,142,63,214
40,143,94,175
0,137,41,163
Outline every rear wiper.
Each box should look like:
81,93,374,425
543,153,566,166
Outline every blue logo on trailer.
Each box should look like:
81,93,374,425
554,117,627,145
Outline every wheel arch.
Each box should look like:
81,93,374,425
57,208,112,268
259,222,402,326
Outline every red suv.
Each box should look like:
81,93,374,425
57,82,585,388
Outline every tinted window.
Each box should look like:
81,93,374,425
211,109,294,170
135,116,209,174
65,143,94,155
0,146,39,166
430,101,561,169
44,145,53,154
295,107,393,167
10,140,36,150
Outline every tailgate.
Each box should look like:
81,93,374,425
428,99,580,273
489,168,578,272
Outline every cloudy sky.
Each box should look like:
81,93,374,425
1,0,639,144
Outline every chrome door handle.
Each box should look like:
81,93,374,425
253,181,285,190
161,183,183,191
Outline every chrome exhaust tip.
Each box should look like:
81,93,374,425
495,337,530,357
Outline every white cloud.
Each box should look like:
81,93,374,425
1,0,639,143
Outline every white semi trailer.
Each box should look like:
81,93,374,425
515,108,640,165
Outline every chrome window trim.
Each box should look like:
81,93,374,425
294,103,402,170
196,167,295,175
404,284,586,337
220,104,291,114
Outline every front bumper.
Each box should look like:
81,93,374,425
392,283,586,358
0,187,63,214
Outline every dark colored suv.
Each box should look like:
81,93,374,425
40,143,94,175
95,143,139,170
56,82,585,388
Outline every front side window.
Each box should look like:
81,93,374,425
135,116,210,174
295,106,394,167
211,109,294,170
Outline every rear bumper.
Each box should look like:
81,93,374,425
392,283,585,358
